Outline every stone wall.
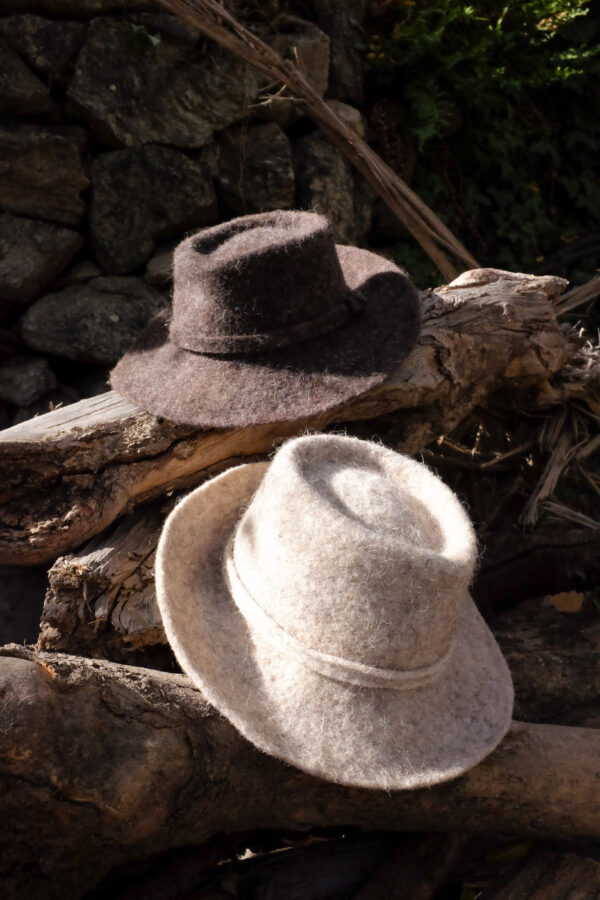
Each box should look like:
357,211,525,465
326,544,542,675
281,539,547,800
0,0,370,426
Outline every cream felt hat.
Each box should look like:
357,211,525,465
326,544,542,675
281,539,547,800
156,434,514,790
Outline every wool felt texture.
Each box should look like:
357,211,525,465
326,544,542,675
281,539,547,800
109,210,421,427
156,434,514,790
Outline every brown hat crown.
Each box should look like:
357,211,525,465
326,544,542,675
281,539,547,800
169,210,364,355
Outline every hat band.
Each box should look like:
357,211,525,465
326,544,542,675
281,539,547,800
224,544,454,692
175,291,365,356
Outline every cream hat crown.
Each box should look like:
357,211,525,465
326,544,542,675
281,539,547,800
156,434,513,789
229,437,476,677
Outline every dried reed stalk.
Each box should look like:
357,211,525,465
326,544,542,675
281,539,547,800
159,0,479,281
554,273,600,315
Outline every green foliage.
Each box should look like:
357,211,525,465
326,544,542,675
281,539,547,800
127,23,162,54
365,0,600,287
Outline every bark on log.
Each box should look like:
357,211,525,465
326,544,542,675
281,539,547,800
0,269,571,566
1,645,600,900
39,497,173,659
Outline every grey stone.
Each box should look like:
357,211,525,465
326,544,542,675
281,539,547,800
293,131,356,243
313,0,366,105
325,100,365,137
0,328,20,356
0,15,85,84
0,0,159,15
0,213,83,312
12,382,80,425
131,13,200,46
145,243,175,287
0,122,89,226
0,355,57,406
67,17,261,148
354,177,374,244
0,35,55,116
260,15,330,126
217,122,294,217
55,260,101,288
197,140,220,179
89,145,218,274
21,277,166,365
276,15,330,97
293,131,373,245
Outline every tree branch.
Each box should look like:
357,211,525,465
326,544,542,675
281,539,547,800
1,645,600,900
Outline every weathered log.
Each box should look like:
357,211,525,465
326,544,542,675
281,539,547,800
39,497,173,660
0,269,571,566
1,645,600,900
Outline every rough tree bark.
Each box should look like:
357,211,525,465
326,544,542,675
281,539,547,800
2,645,600,900
0,270,573,566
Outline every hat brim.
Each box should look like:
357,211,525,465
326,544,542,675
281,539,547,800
110,245,421,427
156,462,514,790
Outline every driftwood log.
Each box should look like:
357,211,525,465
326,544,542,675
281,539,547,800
2,644,600,900
0,269,575,567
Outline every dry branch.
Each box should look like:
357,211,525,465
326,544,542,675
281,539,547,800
160,0,479,279
2,645,600,900
554,272,600,315
0,269,571,566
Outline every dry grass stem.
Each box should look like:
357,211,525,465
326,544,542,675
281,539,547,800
554,273,600,315
520,428,576,526
544,499,600,530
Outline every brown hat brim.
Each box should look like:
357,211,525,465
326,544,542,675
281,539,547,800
110,245,421,427
156,462,514,790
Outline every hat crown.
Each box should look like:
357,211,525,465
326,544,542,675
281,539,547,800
231,435,477,671
170,211,355,354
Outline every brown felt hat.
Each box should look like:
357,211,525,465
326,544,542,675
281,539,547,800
110,210,421,427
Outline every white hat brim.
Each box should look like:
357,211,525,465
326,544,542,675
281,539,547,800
156,462,514,790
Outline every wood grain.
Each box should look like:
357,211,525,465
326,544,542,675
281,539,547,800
2,645,600,899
